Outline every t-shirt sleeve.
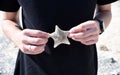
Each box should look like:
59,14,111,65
97,0,118,5
0,0,20,12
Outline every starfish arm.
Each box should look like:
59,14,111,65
63,39,70,45
54,41,61,48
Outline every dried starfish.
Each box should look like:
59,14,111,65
50,25,70,48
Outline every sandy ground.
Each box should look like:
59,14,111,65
97,1,120,75
0,1,120,75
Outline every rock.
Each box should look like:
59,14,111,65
99,44,109,51
111,58,117,63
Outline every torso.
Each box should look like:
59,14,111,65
15,0,98,75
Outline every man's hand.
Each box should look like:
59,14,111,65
15,29,50,55
69,20,100,45
0,11,50,55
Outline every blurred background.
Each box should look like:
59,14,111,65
97,1,120,75
0,1,120,75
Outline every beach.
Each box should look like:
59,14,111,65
0,1,120,75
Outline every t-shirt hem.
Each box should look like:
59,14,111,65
97,0,118,5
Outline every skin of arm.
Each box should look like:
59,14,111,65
0,4,112,54
0,11,50,55
69,4,112,45
96,4,112,28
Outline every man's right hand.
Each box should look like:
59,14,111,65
0,11,50,55
15,29,50,55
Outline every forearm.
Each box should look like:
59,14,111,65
1,19,22,44
0,11,22,43
95,10,112,28
95,4,112,28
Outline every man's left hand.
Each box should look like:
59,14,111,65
68,20,100,45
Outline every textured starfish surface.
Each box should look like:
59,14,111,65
50,25,70,48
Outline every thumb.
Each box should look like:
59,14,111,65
69,24,86,33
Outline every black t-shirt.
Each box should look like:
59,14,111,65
0,0,117,75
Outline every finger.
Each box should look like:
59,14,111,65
80,35,98,45
69,25,86,33
69,36,82,42
20,44,29,53
69,28,99,40
70,34,98,44
84,39,98,45
82,28,99,38
69,21,96,33
83,34,99,42
68,32,84,39
22,44,45,55
22,29,50,38
23,50,44,55
22,36,48,45
80,21,98,30
29,44,45,52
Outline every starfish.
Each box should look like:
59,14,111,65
50,25,70,48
